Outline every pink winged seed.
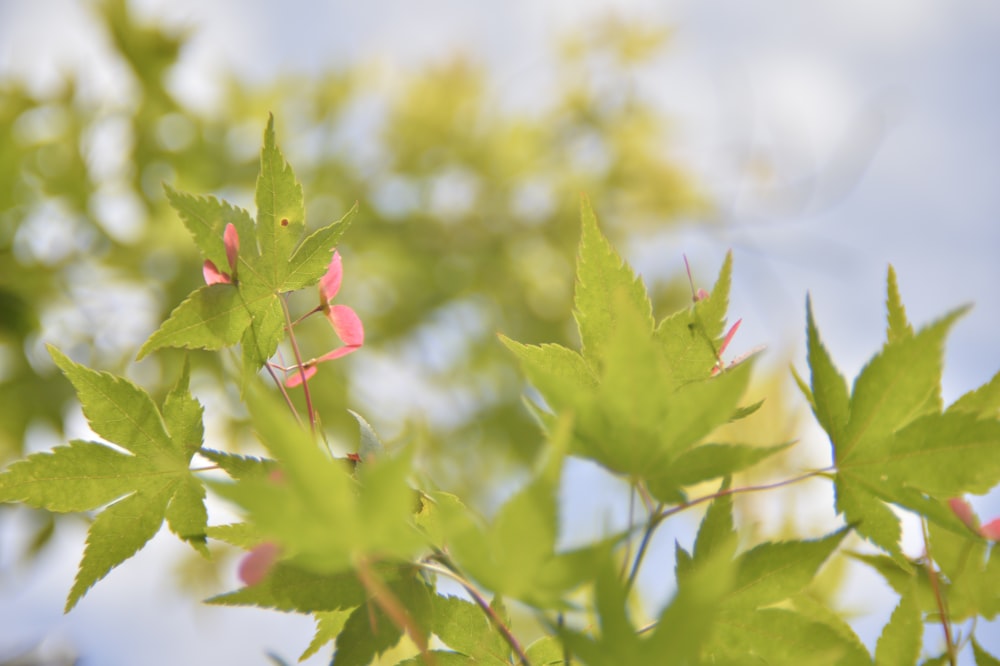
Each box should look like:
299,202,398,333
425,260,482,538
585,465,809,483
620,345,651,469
284,365,319,388
202,224,240,285
319,251,344,303
982,519,1000,541
718,319,742,357
238,542,281,586
202,260,231,285
223,223,239,274
948,498,978,532
281,252,364,388
327,304,364,347
948,497,1000,540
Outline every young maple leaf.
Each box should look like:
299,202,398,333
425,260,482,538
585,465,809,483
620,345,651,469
685,255,760,376
0,347,208,611
285,251,364,387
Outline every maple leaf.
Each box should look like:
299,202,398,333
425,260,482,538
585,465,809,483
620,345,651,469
0,347,208,611
139,116,357,379
502,198,766,493
802,267,1000,561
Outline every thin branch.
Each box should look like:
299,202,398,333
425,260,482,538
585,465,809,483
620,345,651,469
291,304,323,327
635,481,656,514
624,501,664,596
419,558,531,666
264,362,305,429
279,295,316,433
922,518,956,666
619,487,637,581
651,467,833,529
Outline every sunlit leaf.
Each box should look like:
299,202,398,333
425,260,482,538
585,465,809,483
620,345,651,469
885,265,914,344
282,204,357,292
874,586,921,666
137,284,251,360
573,195,653,368
255,114,305,287
0,348,208,610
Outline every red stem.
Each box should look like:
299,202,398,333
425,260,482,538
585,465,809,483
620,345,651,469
280,295,316,433
922,518,956,666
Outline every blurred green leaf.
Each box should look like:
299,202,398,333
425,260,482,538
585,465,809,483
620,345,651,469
0,347,207,609
874,586,921,666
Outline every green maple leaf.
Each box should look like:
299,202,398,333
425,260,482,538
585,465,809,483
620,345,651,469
137,283,252,359
299,610,352,662
524,637,564,666
563,543,735,665
646,442,792,503
670,499,862,665
0,347,207,610
573,195,654,368
333,572,432,666
207,562,367,613
139,116,356,370
255,114,306,288
654,250,736,390
696,526,863,664
691,479,738,566
874,585,921,666
885,265,914,344
163,184,259,270
973,638,1000,666
927,520,1000,620
802,268,1000,559
428,594,509,663
210,390,423,575
502,203,760,487
439,415,615,608
719,528,849,612
709,607,871,665
948,368,1000,419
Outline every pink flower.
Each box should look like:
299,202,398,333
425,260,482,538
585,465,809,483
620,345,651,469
238,541,281,586
948,497,1000,541
284,251,364,387
203,223,239,285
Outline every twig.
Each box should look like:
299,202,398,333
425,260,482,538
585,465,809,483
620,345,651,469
291,304,322,327
921,518,956,666
651,467,833,528
279,295,316,432
419,558,531,666
619,487,637,581
624,501,664,596
264,362,305,430
616,468,831,592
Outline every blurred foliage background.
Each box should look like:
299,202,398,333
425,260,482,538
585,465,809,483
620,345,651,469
0,0,811,621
